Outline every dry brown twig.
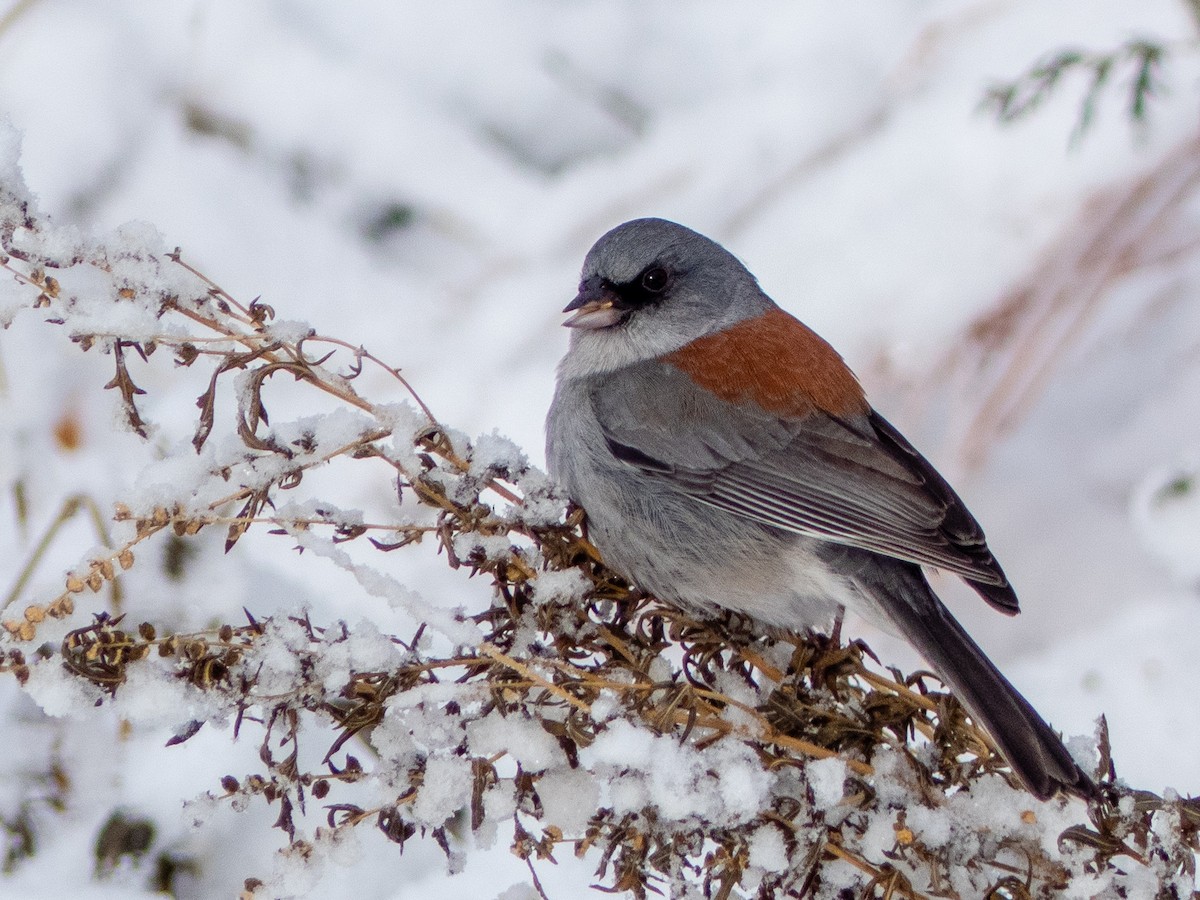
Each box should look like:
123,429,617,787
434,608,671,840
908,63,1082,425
935,130,1200,470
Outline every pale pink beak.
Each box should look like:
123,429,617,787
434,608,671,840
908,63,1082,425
563,277,625,329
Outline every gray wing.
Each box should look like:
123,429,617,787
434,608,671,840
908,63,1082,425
590,361,1018,612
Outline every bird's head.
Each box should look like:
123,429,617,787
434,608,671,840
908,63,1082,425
558,218,772,378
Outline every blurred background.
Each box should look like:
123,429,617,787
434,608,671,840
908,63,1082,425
1,0,1200,896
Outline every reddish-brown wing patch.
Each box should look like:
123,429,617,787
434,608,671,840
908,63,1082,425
663,308,868,417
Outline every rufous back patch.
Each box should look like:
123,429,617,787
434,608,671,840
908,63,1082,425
663,308,868,417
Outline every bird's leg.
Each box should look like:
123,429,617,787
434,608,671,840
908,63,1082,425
830,605,845,647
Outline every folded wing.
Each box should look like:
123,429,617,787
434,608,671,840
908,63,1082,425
591,360,1018,613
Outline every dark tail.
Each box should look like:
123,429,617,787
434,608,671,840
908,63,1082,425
865,563,1094,800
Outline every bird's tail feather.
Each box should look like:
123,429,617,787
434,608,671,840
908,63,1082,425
870,566,1094,801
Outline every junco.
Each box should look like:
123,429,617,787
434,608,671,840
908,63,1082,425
546,217,1092,800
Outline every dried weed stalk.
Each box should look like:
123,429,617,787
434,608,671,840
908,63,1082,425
937,130,1200,470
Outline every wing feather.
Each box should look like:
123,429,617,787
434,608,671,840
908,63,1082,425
591,360,1016,610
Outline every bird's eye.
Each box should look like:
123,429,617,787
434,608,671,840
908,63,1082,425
640,267,669,293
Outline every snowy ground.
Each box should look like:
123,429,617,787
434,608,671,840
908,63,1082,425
2,1,1200,896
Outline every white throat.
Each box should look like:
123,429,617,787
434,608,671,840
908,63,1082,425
557,324,690,380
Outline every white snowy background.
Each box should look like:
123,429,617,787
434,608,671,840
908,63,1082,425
2,0,1200,896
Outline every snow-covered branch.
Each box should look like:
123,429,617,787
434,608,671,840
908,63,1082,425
1,124,1197,899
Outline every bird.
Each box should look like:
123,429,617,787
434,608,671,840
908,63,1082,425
545,217,1093,800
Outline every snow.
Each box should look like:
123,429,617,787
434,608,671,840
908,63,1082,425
496,886,542,900
1,0,1199,896
466,714,563,772
534,767,599,835
411,755,473,827
22,655,106,715
747,823,789,873
1132,454,1200,585
582,720,772,824
528,567,590,604
805,757,848,809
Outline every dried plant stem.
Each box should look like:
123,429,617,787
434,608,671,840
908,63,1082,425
479,643,595,714
0,0,41,40
3,494,114,610
823,841,929,899
943,131,1200,467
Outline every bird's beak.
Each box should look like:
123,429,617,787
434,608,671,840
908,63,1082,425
562,277,625,329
